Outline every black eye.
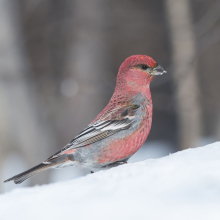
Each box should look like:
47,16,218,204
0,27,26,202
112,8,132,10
141,65,148,70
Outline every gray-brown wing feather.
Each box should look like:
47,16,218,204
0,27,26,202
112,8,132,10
47,104,139,160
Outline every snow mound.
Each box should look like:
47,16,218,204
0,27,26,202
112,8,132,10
1,142,220,220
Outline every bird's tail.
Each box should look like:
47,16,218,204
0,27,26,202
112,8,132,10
4,154,71,184
4,163,55,184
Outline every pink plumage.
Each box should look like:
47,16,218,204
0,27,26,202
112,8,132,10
4,55,166,184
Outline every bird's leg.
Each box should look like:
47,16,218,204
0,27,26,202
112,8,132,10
102,159,128,168
115,161,127,165
117,158,129,165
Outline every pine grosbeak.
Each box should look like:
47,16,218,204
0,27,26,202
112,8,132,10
4,55,166,184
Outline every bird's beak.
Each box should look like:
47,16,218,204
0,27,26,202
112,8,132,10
151,63,167,76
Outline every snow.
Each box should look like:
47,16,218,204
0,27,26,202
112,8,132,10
1,142,220,220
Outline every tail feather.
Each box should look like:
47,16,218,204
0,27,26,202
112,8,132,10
4,163,55,184
4,153,73,184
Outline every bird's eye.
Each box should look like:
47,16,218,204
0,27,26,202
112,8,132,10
141,65,148,70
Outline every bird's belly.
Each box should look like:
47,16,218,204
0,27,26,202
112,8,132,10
94,121,150,166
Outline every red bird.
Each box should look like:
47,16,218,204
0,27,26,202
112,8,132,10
4,55,166,184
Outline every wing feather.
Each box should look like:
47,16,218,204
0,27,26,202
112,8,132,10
48,104,140,159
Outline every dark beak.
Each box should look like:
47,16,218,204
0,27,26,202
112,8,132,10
151,63,167,76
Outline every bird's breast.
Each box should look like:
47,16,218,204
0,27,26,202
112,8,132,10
94,105,152,166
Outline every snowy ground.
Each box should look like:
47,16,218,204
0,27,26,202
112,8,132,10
0,142,220,220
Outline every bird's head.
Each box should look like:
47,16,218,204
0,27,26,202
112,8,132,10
117,55,166,91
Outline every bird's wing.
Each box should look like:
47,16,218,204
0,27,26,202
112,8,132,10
47,104,140,160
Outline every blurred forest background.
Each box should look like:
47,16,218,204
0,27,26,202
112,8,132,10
1,0,220,192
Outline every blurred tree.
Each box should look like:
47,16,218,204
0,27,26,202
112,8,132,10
0,0,56,190
192,0,220,141
165,0,202,149
64,0,109,138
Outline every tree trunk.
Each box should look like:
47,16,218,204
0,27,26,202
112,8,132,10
63,0,109,137
0,0,56,190
165,0,202,149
